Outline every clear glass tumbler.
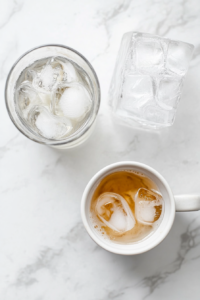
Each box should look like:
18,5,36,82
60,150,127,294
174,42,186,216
109,32,194,129
5,45,100,149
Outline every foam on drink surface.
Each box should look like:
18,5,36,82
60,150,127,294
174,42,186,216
15,56,93,140
90,171,164,244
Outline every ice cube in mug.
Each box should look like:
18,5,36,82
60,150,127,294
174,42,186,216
95,192,135,233
135,188,163,225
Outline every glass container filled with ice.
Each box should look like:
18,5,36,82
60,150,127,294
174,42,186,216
109,32,194,129
90,170,164,244
5,45,100,148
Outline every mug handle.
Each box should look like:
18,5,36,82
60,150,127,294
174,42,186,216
174,195,200,211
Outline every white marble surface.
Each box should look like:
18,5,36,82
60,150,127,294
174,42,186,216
1,0,200,299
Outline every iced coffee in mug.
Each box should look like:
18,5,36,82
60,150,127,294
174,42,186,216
81,162,200,255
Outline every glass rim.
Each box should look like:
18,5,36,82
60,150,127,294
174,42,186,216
5,44,101,146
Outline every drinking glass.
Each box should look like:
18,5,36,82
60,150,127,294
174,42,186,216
5,45,100,149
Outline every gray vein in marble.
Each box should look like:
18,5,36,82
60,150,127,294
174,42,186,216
97,262,139,300
106,290,125,299
117,135,140,156
12,249,63,289
63,222,86,244
139,217,200,299
154,6,173,36
0,0,23,30
92,0,132,62
14,247,63,287
101,0,131,22
155,0,199,36
12,222,86,288
98,285,131,300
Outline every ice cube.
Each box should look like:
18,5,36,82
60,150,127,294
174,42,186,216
120,74,153,113
95,192,135,233
32,64,59,93
16,82,41,119
52,82,92,121
28,106,72,139
135,37,164,71
54,57,79,82
157,76,182,110
32,57,65,93
24,68,35,82
166,41,194,75
37,92,52,107
135,188,163,225
142,102,175,126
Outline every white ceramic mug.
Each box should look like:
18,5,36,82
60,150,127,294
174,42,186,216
81,161,200,255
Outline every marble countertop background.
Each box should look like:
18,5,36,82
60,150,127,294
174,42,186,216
0,0,200,299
